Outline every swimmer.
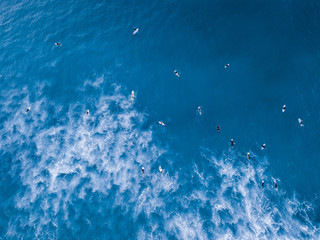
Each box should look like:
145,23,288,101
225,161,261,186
274,181,278,190
26,107,31,113
55,42,62,46
133,27,139,35
131,90,135,101
282,105,286,112
159,166,164,174
141,167,144,174
298,118,304,127
230,138,234,147
174,69,180,77
86,109,89,115
217,126,220,132
224,63,230,68
198,106,202,115
262,180,265,189
247,152,250,160
261,143,266,150
158,121,165,126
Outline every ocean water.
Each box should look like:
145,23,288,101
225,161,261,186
0,0,320,239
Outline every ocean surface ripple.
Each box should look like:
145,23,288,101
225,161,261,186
0,0,320,239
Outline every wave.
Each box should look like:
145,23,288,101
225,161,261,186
0,80,318,239
0,81,175,239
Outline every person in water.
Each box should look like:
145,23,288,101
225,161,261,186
131,90,135,101
230,139,234,147
55,42,62,46
174,69,180,77
159,166,164,174
141,167,144,174
198,106,202,115
217,126,220,132
282,105,286,112
133,27,139,35
298,118,304,127
26,107,31,113
274,181,278,190
158,121,165,126
247,152,250,160
261,143,266,150
262,180,265,189
86,109,89,115
224,63,230,68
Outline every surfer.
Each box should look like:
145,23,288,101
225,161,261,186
141,167,144,174
262,180,265,189
26,107,31,113
261,143,266,150
247,152,250,160
198,106,202,115
158,121,165,126
55,42,62,46
230,139,234,147
274,181,278,190
159,166,164,174
298,118,304,127
224,63,230,68
217,126,220,132
131,90,135,101
133,27,139,35
282,105,286,112
86,109,89,115
174,69,180,77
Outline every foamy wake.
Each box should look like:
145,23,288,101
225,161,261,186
0,82,318,239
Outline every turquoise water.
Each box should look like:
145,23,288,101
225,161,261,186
0,0,320,239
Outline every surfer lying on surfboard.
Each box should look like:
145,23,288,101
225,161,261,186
158,121,165,126
133,27,139,35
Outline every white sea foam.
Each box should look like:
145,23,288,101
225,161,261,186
0,82,319,239
167,213,208,240
0,83,176,239
180,149,320,240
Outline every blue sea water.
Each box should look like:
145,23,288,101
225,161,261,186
0,0,320,239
